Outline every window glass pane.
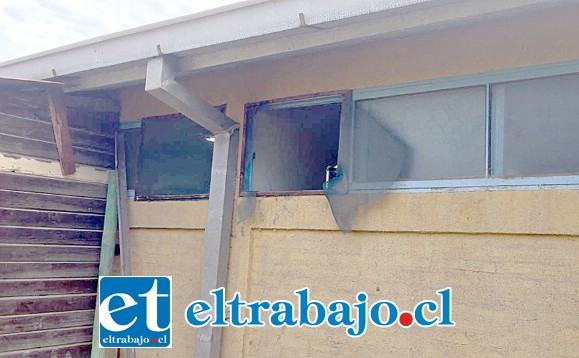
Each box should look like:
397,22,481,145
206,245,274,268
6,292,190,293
137,115,213,198
355,86,486,181
492,73,579,177
246,103,341,192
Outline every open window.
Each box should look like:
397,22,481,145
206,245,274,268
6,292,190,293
242,94,345,195
243,67,579,197
241,85,493,196
122,114,215,200
240,64,579,229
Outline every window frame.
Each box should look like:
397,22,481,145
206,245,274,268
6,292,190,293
349,59,579,193
240,90,352,197
119,112,219,201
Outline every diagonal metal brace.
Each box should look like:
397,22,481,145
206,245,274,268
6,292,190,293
145,56,238,135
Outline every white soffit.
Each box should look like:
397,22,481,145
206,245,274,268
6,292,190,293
0,0,570,92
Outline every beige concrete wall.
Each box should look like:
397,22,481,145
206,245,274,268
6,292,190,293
126,201,206,358
231,192,579,357
121,4,579,357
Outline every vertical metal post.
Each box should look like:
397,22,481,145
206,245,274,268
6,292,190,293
195,130,239,358
485,84,492,178
491,85,506,177
144,56,240,357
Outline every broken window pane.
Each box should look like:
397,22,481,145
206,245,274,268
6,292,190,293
492,73,579,177
245,102,341,192
355,86,487,181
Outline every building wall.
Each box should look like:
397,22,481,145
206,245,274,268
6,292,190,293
121,4,579,357
127,201,207,357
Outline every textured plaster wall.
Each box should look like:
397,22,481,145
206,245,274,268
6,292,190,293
126,201,207,358
243,230,578,357
121,4,579,357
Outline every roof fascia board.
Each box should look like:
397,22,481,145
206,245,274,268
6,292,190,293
0,76,63,90
67,0,571,93
0,0,435,79
0,0,437,80
0,0,571,92
0,0,272,67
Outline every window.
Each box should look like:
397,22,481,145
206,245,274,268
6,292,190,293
242,95,344,194
241,62,579,195
348,61,579,191
492,73,579,177
122,114,214,200
354,86,487,181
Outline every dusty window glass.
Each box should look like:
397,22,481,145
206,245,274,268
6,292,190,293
492,73,579,177
355,86,487,181
245,103,341,192
136,115,214,199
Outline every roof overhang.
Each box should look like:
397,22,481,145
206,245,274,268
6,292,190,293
0,77,63,91
0,0,572,93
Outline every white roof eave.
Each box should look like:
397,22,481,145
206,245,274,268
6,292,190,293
0,0,568,92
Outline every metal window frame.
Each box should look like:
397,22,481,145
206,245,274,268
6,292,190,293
351,176,579,193
119,115,214,201
240,91,351,196
349,59,579,193
353,59,579,101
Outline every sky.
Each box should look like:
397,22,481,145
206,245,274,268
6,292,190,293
0,0,245,63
